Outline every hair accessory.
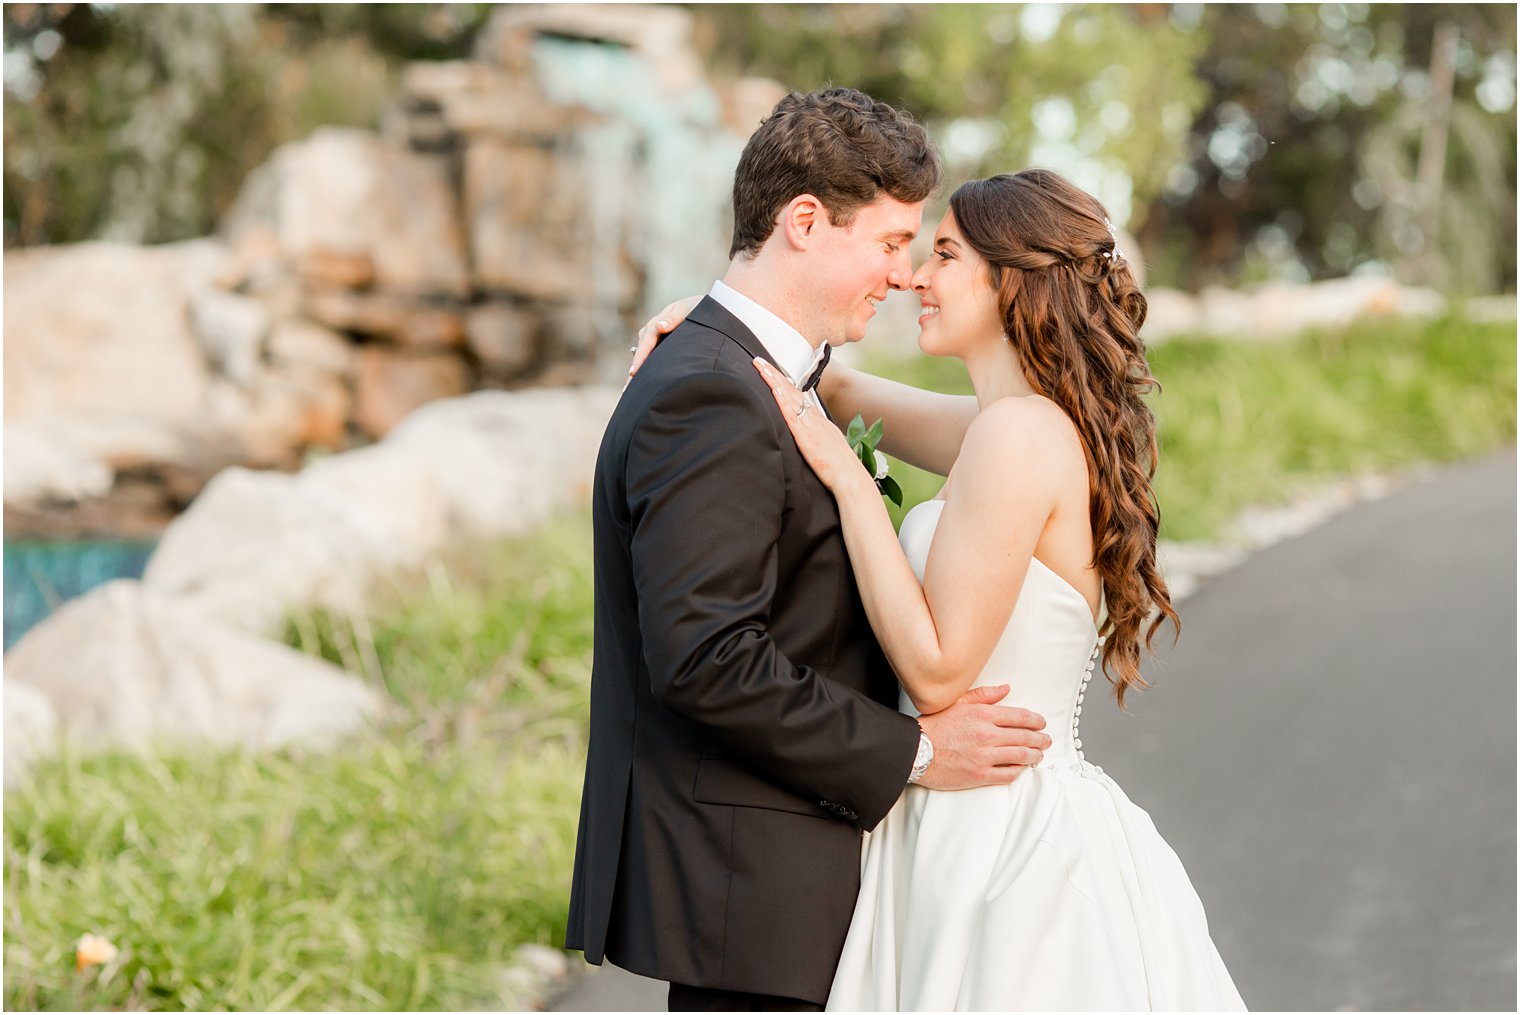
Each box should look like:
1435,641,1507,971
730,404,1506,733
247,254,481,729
1102,217,1125,261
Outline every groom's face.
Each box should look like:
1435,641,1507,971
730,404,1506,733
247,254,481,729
807,195,925,346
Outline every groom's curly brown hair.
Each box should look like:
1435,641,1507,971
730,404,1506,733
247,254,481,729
729,88,941,260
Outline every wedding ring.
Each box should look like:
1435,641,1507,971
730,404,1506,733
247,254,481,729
796,402,810,420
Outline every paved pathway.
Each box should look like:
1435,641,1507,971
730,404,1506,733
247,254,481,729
1082,449,1516,1010
551,450,1517,1011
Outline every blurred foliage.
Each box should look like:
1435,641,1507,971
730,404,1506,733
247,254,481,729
863,311,1518,540
2,3,493,246
4,3,1515,294
697,3,1516,295
696,3,1209,218
1147,4,1518,295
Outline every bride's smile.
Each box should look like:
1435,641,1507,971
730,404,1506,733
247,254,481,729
909,213,1008,364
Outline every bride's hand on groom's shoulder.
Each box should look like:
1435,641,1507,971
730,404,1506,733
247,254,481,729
914,684,1051,791
628,295,703,378
752,357,866,495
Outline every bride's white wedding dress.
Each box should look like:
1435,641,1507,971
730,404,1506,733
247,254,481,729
828,499,1246,1012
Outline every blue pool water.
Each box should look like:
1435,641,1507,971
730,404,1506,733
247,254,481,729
3,541,157,650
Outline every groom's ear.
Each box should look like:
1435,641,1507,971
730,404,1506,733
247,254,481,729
780,194,827,250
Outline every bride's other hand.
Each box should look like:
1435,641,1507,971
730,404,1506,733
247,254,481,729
629,295,702,378
752,355,867,495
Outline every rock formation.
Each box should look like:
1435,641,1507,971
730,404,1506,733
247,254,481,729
4,4,781,539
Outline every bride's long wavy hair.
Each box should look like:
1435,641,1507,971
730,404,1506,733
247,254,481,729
949,169,1178,707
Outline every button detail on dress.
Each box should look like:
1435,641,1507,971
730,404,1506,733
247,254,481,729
1071,637,1102,776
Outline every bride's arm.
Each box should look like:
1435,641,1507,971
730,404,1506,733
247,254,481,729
632,300,978,477
755,359,1068,714
820,364,978,477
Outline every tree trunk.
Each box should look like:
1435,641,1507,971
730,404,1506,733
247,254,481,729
1413,21,1459,284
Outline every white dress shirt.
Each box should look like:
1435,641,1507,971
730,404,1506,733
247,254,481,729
708,280,827,411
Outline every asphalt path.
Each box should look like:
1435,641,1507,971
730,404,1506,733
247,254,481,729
1081,448,1516,1011
551,449,1517,1012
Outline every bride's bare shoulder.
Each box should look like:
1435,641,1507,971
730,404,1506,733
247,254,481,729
960,395,1084,472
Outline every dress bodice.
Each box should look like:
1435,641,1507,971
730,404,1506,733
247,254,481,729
898,498,1103,771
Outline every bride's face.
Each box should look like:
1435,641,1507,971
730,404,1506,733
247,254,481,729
909,212,1005,358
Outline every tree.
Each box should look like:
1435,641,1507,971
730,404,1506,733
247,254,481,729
1141,3,1516,293
696,3,1516,294
694,4,1209,222
2,3,491,247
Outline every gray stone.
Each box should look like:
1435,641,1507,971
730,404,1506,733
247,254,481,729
223,128,470,300
467,303,539,376
372,148,470,298
143,467,419,634
190,289,271,388
1143,276,1447,343
333,385,621,543
463,138,636,304
3,421,115,505
240,366,353,462
144,386,621,635
3,240,226,423
353,348,473,438
267,320,355,376
1462,294,1517,322
4,679,59,786
4,580,388,755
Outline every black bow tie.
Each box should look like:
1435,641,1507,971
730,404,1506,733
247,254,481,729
801,344,831,392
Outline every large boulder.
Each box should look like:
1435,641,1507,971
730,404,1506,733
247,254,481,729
2,411,238,518
3,240,226,422
3,420,115,506
0,239,327,516
4,680,59,786
353,347,473,438
141,466,427,635
323,385,621,543
223,126,470,300
145,385,622,634
5,580,388,755
189,288,272,389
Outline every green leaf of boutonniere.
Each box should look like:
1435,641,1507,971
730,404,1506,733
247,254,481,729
845,413,904,508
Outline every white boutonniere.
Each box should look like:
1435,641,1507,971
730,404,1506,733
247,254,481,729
846,413,903,507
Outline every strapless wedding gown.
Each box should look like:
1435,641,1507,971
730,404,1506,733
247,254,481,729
827,500,1246,1011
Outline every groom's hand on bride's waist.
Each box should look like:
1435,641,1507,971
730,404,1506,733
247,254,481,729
913,684,1050,791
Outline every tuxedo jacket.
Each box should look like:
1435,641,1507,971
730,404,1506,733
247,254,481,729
565,297,921,1004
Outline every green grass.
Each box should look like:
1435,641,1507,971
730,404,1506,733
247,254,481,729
4,516,596,1012
864,313,1517,540
5,312,1513,1010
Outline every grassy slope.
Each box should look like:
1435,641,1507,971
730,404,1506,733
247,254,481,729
5,524,595,1012
865,314,1517,540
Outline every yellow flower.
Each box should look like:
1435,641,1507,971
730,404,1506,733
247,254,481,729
74,933,118,971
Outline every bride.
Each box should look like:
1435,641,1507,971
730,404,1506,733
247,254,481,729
635,168,1245,1011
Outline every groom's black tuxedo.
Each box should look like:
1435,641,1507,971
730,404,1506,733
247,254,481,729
566,297,921,1004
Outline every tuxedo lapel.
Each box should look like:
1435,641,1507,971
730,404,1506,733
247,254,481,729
686,297,781,374
688,296,832,422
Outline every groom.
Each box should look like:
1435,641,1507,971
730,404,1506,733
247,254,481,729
567,88,1049,1011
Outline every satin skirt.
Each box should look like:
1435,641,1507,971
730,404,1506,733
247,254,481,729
826,763,1247,1012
